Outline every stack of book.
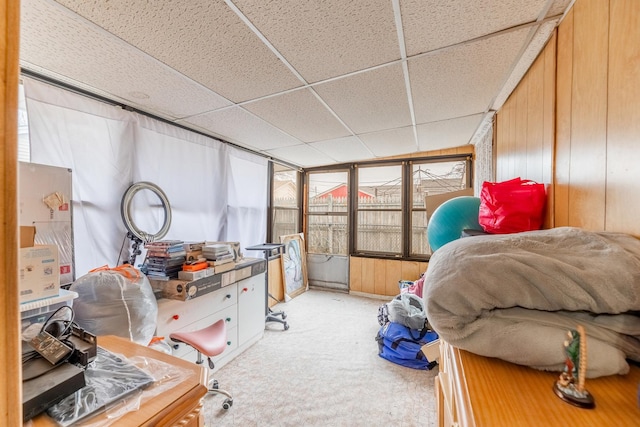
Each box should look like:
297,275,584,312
143,240,186,280
203,243,235,273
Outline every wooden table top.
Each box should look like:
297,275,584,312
29,335,207,426
450,346,640,427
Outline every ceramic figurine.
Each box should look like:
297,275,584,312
553,325,595,408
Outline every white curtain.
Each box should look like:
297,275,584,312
226,146,268,250
473,119,494,195
24,77,267,277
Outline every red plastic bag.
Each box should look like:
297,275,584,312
478,178,546,234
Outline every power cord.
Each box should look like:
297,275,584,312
22,306,80,381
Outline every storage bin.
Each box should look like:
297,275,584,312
20,288,78,333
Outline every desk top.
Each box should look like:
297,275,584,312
245,243,284,251
30,335,207,426
448,345,640,426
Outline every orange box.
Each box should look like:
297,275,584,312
182,261,208,272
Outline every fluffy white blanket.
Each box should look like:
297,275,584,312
423,227,640,378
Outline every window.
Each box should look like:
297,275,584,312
299,155,471,259
271,164,299,243
410,159,469,256
355,164,402,254
306,170,349,255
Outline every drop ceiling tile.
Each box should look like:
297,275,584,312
358,127,417,158
308,136,374,163
243,88,351,143
53,0,302,102
417,114,483,151
21,0,234,119
547,0,573,17
232,0,400,83
401,0,547,55
313,63,412,134
409,27,530,123
180,106,301,152
266,144,335,168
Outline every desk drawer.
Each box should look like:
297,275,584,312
156,283,237,336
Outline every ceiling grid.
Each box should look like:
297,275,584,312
19,0,574,167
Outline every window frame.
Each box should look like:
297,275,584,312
353,162,405,257
268,162,302,244
300,154,473,260
304,167,351,256
408,157,472,258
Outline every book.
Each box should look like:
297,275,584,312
146,250,187,259
183,241,205,252
144,240,184,248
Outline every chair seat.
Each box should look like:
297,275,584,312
169,319,227,357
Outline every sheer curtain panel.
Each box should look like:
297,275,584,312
24,77,268,277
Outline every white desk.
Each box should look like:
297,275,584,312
155,258,266,371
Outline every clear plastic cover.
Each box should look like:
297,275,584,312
46,346,190,426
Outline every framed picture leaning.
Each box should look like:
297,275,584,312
279,233,308,299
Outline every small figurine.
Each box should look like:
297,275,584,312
553,325,595,408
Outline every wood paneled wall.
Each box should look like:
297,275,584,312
268,257,284,307
2,1,22,425
349,257,428,298
495,32,556,229
497,0,640,236
605,0,640,234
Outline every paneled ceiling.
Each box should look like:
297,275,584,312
19,0,573,168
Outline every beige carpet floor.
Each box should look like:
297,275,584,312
202,289,438,427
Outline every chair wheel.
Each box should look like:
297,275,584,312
211,380,219,389
282,313,287,319
284,323,290,331
222,398,233,410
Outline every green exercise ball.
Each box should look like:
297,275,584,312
427,196,482,251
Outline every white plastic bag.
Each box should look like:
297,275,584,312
387,293,428,331
70,265,158,345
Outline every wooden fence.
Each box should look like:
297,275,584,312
275,195,429,255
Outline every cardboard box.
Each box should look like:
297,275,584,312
178,269,208,281
20,226,36,248
19,245,60,303
150,274,223,301
209,260,235,274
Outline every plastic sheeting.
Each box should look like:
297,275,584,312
24,77,267,278
70,267,157,345
46,346,190,427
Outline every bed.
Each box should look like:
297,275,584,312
422,226,640,378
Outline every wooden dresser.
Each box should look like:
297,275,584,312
436,340,640,427
30,335,208,426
